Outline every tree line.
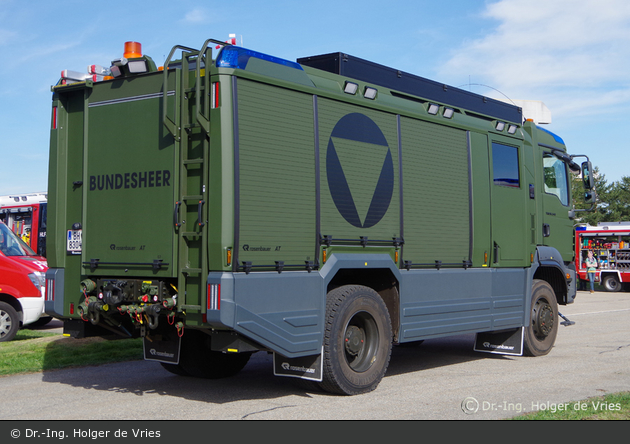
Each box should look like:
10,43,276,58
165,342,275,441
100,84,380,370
571,167,630,225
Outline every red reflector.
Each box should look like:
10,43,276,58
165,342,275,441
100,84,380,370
52,107,57,130
212,82,219,108
207,284,220,310
70,303,74,315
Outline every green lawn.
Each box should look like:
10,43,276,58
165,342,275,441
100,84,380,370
0,329,143,376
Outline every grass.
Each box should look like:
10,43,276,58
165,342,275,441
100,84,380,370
511,391,630,420
0,328,143,376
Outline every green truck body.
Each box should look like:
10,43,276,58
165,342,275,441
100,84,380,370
45,39,593,394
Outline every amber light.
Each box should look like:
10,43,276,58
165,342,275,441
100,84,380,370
123,41,142,58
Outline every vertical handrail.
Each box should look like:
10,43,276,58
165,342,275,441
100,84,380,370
195,39,229,135
162,44,198,139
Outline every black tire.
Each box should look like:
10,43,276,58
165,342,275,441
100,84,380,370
602,275,622,292
27,316,53,328
319,285,392,395
0,301,20,342
523,280,558,357
178,330,252,379
160,362,191,376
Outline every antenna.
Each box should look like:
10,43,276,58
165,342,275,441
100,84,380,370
458,82,517,106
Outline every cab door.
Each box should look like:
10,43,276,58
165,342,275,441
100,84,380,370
490,140,528,267
540,150,573,260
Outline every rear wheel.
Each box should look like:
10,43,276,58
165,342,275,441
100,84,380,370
319,285,392,395
176,330,252,379
0,302,19,342
523,280,558,357
602,275,622,292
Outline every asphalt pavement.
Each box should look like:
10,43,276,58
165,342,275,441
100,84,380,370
4,289,629,421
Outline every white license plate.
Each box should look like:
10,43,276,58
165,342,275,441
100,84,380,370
66,229,82,253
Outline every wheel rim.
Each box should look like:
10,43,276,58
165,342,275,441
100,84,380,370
0,309,13,338
343,311,379,372
605,278,619,291
532,298,554,340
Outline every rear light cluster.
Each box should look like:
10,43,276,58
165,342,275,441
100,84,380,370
207,284,221,311
45,278,54,302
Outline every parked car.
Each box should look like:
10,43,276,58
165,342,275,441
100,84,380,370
0,221,48,341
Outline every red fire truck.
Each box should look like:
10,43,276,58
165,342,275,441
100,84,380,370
575,222,630,292
0,192,47,257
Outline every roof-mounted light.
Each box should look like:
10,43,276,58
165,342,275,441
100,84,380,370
364,87,377,100
110,65,123,78
123,41,143,59
427,103,439,115
495,121,505,131
443,108,454,119
216,46,304,71
507,124,518,134
344,81,358,95
128,59,149,74
111,57,128,67
106,42,156,78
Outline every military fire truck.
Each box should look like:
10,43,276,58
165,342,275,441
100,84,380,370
575,222,630,292
45,39,595,395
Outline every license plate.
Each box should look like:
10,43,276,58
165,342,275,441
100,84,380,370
66,229,82,254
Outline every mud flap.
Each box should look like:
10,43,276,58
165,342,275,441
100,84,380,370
143,334,181,364
273,349,323,381
474,327,523,356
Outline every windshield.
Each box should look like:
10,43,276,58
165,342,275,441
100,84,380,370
0,221,37,257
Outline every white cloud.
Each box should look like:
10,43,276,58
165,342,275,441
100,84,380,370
440,0,630,118
182,8,211,24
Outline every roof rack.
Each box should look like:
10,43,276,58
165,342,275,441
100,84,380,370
297,52,523,124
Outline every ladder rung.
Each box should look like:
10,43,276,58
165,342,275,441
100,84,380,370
181,231,201,237
183,159,204,165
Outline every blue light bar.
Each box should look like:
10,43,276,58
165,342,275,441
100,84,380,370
537,125,565,145
216,46,303,71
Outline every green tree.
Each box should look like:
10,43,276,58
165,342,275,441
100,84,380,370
571,166,610,225
605,176,630,222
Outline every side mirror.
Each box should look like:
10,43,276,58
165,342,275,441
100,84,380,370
581,161,595,190
584,189,597,205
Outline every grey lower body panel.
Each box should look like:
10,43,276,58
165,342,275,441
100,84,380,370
206,255,530,357
398,267,528,342
206,271,325,358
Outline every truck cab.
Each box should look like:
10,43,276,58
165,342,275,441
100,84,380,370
0,221,48,341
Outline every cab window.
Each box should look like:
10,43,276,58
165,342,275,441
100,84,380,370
543,154,569,205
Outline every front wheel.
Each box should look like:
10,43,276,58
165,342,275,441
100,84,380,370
523,280,558,357
319,285,392,395
0,302,19,342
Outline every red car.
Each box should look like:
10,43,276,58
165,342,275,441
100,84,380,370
0,221,48,341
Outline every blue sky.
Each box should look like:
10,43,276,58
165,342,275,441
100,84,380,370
1,0,628,195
